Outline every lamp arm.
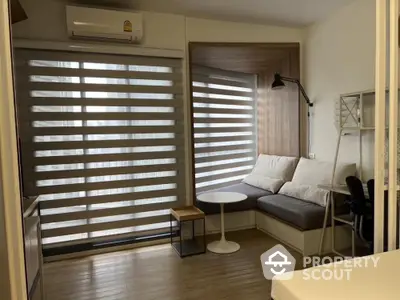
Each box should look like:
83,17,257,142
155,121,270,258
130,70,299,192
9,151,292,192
280,76,313,107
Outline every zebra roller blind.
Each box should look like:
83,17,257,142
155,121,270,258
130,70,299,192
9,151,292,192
14,49,185,250
192,66,257,193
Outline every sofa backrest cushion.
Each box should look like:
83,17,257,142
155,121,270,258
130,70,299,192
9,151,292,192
291,158,356,186
279,158,357,206
243,155,299,193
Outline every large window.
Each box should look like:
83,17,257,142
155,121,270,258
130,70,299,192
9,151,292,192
191,66,257,193
14,49,185,251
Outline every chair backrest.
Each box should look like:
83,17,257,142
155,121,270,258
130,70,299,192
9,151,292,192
346,176,367,215
367,179,374,202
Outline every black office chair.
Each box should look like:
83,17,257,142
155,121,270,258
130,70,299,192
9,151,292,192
363,179,375,246
345,176,374,251
367,179,394,251
367,179,374,202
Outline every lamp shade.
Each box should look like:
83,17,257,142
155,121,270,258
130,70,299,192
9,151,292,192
271,73,285,90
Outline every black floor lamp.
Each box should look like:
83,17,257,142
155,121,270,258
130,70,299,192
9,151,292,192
271,73,313,155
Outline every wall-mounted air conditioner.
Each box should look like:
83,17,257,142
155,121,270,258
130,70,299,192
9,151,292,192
66,6,143,43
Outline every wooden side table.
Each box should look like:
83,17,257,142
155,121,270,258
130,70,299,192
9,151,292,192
170,206,206,258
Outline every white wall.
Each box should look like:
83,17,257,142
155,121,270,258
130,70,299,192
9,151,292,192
12,0,187,51
304,0,377,179
12,0,304,50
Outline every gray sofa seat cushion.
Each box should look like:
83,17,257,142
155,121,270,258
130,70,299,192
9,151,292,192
257,194,348,231
196,183,273,215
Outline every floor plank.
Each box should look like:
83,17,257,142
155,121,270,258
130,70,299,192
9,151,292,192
44,229,302,300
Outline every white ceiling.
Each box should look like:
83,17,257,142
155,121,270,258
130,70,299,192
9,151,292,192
71,0,355,27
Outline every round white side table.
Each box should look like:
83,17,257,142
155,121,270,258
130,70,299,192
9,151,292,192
197,192,247,254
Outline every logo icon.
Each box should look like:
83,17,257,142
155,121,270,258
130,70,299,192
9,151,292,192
260,244,296,280
123,20,132,32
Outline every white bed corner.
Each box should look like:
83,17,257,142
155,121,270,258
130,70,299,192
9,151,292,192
271,250,400,300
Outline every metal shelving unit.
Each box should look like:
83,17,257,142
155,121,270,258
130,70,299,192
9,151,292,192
333,88,400,182
321,89,400,257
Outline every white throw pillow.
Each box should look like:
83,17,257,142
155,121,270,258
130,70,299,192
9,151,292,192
279,158,356,207
279,182,329,207
243,154,299,192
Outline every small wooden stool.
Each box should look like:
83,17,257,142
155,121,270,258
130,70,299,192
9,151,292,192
170,206,206,257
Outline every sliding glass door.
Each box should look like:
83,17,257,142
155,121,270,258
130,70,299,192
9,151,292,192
14,49,185,253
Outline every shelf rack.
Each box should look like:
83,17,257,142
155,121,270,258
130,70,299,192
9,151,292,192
335,89,383,130
333,88,400,182
320,89,400,257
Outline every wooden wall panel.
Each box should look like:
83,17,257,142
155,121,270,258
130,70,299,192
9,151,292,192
257,47,301,157
189,43,302,158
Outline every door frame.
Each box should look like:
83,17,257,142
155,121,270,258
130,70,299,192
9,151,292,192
0,0,27,299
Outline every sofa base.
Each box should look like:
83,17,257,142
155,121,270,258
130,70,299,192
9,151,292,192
195,210,353,256
255,211,352,256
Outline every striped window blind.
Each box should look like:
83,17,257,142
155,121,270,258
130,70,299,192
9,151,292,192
191,66,257,193
14,49,185,251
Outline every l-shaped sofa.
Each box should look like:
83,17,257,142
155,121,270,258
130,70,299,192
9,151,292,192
196,155,355,255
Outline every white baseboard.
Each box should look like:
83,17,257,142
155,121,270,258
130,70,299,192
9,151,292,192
255,211,352,256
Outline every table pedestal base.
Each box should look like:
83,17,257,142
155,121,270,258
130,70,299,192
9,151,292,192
207,203,241,254
207,240,240,254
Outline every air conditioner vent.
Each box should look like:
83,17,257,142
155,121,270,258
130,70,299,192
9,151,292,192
66,6,143,44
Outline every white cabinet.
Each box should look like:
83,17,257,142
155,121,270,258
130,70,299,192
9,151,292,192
23,200,44,300
24,216,40,292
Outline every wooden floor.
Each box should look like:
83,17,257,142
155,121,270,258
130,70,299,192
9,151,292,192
44,230,303,300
